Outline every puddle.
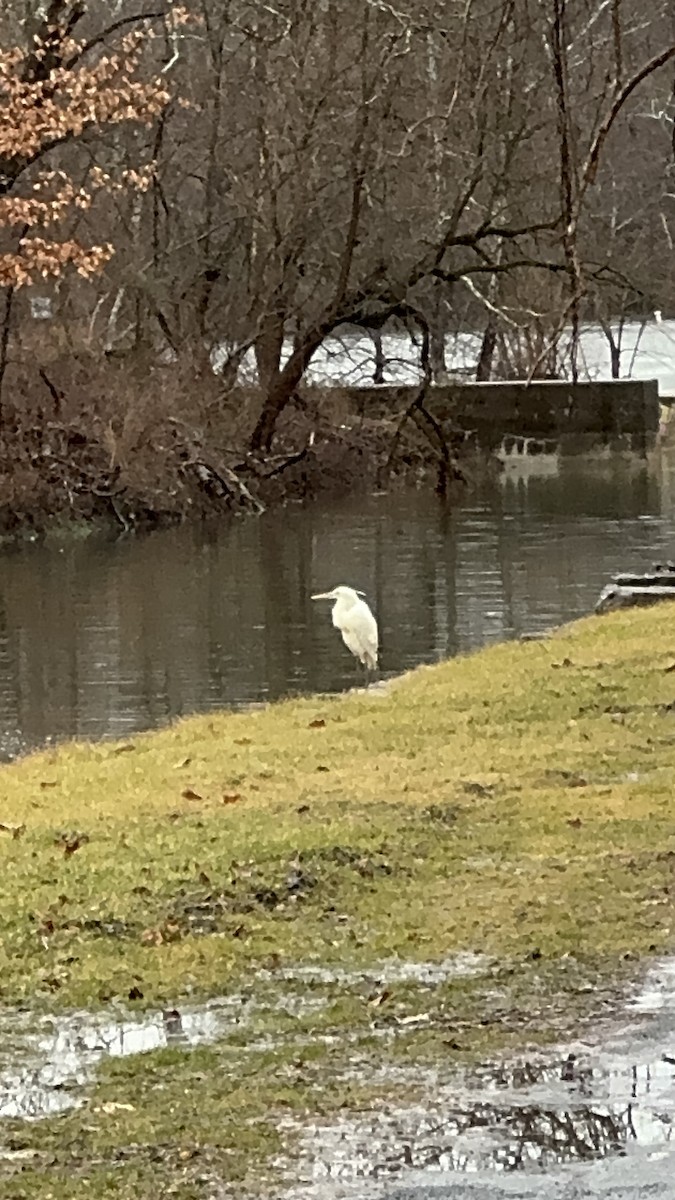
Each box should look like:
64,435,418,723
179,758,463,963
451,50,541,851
0,996,248,1120
0,989,335,1121
280,959,675,1198
256,953,487,988
0,955,484,1122
0,950,478,1118
2,946,675,1200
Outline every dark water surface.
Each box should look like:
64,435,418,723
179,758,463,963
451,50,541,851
2,452,675,754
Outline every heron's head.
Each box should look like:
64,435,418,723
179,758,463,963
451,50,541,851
311,585,366,602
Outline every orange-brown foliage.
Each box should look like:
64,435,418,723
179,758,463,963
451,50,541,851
0,17,174,287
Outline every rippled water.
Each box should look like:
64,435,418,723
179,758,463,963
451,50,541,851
2,450,675,753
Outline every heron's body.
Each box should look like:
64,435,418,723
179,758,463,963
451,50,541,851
311,585,379,670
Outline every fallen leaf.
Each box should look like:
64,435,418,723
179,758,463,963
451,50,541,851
181,788,203,801
55,831,89,857
308,718,325,729
221,792,242,805
0,822,25,839
461,780,494,797
368,989,391,1007
141,927,163,946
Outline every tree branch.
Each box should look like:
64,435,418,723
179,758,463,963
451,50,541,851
579,42,675,200
65,10,171,70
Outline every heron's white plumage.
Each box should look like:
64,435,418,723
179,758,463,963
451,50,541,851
311,585,379,670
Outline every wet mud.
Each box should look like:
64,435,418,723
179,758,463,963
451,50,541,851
3,955,675,1198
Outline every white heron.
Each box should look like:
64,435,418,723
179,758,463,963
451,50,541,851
311,585,379,671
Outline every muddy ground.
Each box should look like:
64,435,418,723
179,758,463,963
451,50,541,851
1,957,675,1197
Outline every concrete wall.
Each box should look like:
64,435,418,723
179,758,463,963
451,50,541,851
349,379,660,449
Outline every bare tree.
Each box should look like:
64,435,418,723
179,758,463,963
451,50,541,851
2,0,675,455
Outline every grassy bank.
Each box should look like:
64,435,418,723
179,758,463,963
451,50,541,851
3,603,675,1196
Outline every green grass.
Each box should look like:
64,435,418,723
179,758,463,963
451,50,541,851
2,602,675,1194
1,601,674,1008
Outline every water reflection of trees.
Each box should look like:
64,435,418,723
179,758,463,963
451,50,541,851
0,1065,80,1119
0,468,671,749
0,1007,221,1119
321,1103,638,1180
316,1057,675,1181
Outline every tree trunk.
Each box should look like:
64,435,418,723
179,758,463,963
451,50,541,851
254,312,285,391
250,327,326,452
371,330,385,383
429,330,447,383
610,341,620,379
429,291,449,383
597,319,621,379
0,285,14,418
476,322,497,381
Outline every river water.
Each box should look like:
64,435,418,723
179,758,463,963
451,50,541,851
2,450,675,756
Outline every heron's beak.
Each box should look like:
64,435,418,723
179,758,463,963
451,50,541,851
311,592,334,600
